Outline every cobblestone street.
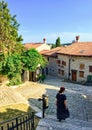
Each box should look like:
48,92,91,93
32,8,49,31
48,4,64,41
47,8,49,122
29,75,92,130
30,76,92,121
45,76,92,122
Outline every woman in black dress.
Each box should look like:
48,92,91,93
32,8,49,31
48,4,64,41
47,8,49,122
56,86,68,121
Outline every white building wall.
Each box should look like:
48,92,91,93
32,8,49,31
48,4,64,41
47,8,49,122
58,54,92,82
70,56,92,82
44,53,92,83
57,54,69,79
37,44,51,52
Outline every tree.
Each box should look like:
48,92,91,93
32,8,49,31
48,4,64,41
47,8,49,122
0,53,22,85
21,48,47,72
0,1,47,85
0,0,24,85
51,44,56,49
0,0,23,55
55,37,61,47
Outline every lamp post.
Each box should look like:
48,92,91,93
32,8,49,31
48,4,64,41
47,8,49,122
38,94,49,118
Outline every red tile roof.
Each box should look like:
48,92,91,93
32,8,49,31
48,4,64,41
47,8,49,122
40,50,50,54
58,42,92,56
24,43,44,50
42,42,92,57
42,47,63,57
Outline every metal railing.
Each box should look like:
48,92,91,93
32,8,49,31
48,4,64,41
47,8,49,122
0,112,35,130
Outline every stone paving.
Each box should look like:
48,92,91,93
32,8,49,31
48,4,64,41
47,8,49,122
29,75,92,130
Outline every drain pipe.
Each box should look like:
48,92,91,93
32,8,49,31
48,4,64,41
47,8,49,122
68,56,71,80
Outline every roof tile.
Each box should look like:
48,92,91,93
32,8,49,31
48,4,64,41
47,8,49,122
42,42,92,57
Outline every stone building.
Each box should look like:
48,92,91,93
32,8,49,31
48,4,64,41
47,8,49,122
42,38,92,84
24,38,50,52
22,38,51,82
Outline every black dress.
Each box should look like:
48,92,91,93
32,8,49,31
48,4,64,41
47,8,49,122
56,93,67,120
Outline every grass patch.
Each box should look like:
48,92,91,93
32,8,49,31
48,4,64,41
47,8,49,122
0,103,40,129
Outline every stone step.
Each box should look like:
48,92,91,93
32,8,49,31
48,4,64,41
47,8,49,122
36,115,92,130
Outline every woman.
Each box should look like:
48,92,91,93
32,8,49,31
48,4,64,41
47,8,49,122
56,86,69,122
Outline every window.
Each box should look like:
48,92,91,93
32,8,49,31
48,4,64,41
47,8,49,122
80,64,85,69
89,66,92,72
62,61,66,66
58,69,64,76
58,64,60,67
79,71,84,77
61,70,64,76
57,60,60,64
58,69,60,74
61,65,64,68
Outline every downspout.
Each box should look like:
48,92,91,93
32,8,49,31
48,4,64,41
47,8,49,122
68,56,71,80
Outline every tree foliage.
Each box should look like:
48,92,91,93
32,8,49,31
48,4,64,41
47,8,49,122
55,37,61,47
0,0,23,55
0,1,47,85
22,48,47,72
51,44,56,49
0,53,22,85
0,0,23,85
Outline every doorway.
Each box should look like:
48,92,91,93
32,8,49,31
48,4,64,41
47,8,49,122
71,70,77,81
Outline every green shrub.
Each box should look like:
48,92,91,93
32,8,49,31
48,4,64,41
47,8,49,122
38,74,46,82
8,73,22,86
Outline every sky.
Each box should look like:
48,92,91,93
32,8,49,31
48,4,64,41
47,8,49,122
4,0,92,44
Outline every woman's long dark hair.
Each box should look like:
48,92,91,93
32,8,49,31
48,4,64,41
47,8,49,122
59,87,65,93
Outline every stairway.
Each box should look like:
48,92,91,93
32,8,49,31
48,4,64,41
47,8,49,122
36,115,92,130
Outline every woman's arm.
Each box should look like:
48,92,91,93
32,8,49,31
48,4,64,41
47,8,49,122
64,100,68,109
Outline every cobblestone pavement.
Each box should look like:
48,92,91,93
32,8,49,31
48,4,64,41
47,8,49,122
30,75,92,130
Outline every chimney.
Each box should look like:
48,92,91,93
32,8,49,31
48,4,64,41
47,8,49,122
76,36,80,42
43,38,46,44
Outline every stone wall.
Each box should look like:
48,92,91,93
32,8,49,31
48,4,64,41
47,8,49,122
46,57,58,76
58,54,92,82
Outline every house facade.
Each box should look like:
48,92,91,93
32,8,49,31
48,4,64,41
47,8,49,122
57,54,92,83
41,47,62,76
42,39,92,84
22,38,51,82
24,38,51,52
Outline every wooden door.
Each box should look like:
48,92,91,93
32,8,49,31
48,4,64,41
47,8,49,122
29,72,33,81
71,70,77,81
